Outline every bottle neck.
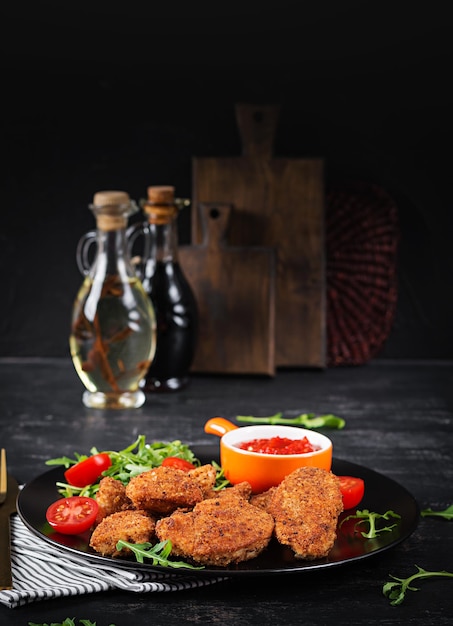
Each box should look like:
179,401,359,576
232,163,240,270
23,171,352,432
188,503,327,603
93,226,135,278
147,218,179,264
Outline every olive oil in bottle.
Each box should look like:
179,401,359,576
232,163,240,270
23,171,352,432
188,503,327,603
70,190,156,409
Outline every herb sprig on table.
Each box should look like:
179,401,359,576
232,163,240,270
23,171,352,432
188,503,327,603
29,620,116,626
382,502,453,605
421,504,453,520
236,412,345,429
383,566,453,605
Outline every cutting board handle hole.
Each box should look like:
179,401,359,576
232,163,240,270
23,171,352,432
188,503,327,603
209,207,220,220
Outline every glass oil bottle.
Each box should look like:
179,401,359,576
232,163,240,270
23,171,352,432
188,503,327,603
70,190,156,409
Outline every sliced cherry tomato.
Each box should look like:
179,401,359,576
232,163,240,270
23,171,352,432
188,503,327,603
161,457,195,471
46,496,99,535
338,476,365,509
64,453,112,487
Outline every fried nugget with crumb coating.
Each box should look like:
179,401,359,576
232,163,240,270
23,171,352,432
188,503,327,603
250,486,277,511
188,464,217,497
211,481,252,502
155,492,274,566
125,465,204,515
95,476,134,523
267,466,343,560
89,510,155,557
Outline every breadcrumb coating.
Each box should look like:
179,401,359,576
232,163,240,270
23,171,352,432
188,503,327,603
250,487,277,510
89,510,156,557
155,491,274,566
188,464,217,497
95,476,133,523
125,465,204,515
267,466,343,559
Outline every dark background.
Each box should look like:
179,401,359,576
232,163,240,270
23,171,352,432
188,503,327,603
1,1,452,361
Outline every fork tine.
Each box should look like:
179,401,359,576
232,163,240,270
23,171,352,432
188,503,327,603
0,448,7,504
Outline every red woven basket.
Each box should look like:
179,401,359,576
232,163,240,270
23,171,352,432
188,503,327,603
326,181,399,366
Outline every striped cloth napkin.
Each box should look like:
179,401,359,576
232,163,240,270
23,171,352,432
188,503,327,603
0,515,227,609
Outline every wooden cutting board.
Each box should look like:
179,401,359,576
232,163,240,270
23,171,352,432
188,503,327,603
192,104,326,368
179,202,275,375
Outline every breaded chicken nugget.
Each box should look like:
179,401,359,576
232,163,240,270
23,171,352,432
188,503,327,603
89,509,155,557
125,465,204,515
188,464,217,497
95,476,133,523
250,486,276,511
268,466,343,560
212,481,252,502
155,493,274,566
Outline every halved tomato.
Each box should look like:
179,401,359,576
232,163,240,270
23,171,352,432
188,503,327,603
64,453,112,487
46,496,99,535
338,476,365,509
161,457,195,471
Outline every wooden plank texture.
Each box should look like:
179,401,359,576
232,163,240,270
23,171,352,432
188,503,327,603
179,202,275,375
192,104,326,368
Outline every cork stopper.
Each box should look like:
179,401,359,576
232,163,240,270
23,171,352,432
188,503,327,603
143,185,177,224
147,186,175,204
93,190,131,208
90,190,137,231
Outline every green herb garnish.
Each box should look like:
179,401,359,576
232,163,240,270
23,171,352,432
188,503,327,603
340,509,401,538
28,617,115,626
211,460,230,490
383,565,453,605
421,504,453,520
236,412,345,429
116,539,204,569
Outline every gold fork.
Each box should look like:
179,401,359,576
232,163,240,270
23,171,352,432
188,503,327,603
0,449,7,503
0,448,19,590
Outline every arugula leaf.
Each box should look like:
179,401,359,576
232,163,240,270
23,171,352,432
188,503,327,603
236,412,345,429
340,509,401,538
45,456,83,469
116,539,204,569
28,617,115,626
210,460,230,490
421,504,453,520
383,565,453,605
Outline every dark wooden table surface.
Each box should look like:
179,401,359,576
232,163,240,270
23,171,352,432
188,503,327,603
1,357,452,625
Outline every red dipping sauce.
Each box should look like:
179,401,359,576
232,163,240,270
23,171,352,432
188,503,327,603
237,436,320,455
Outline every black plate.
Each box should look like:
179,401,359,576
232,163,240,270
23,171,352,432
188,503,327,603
17,445,419,575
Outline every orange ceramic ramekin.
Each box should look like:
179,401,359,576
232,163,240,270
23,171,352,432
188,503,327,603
204,417,333,493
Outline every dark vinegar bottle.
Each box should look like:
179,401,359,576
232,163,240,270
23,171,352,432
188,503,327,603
141,185,198,392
